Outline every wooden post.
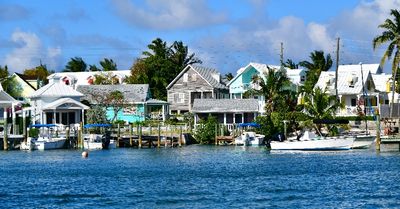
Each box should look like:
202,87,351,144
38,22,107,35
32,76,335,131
66,127,70,149
157,123,161,148
148,125,152,148
376,114,381,151
179,126,182,147
149,125,152,136
22,110,26,142
79,122,84,149
165,125,169,148
3,118,8,150
138,124,142,148
215,124,218,145
170,125,174,147
117,124,121,148
129,124,133,147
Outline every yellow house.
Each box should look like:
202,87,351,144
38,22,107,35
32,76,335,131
9,73,38,102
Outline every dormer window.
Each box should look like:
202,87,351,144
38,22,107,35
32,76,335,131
183,73,188,82
348,75,358,87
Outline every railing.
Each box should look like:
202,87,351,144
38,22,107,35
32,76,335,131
337,106,378,116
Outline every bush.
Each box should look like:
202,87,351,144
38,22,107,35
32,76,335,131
194,115,218,144
29,128,39,138
254,115,276,139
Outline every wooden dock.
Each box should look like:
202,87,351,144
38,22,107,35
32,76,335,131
380,136,400,151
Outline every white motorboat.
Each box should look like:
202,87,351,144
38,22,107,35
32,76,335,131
84,134,116,150
268,131,355,150
352,134,376,149
20,124,66,151
235,132,265,146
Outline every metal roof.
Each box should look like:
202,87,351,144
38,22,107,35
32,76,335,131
77,84,150,104
29,80,83,98
192,99,259,113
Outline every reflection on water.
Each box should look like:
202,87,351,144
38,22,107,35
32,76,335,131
0,146,400,208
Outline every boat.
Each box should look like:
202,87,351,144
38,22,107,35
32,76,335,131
20,124,66,150
352,134,376,149
83,124,116,150
234,123,265,146
267,130,355,150
234,131,265,146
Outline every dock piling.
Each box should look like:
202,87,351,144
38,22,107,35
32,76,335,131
129,124,133,147
138,124,142,148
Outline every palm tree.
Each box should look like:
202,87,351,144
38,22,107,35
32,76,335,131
224,73,234,81
100,58,117,71
303,87,342,133
373,9,400,118
283,59,299,69
299,51,332,95
249,67,292,115
143,38,170,59
170,41,202,70
64,57,87,72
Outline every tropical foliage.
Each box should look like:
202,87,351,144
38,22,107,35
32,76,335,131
23,64,52,86
64,57,87,72
373,9,400,117
126,38,202,100
299,50,332,94
194,115,218,144
100,58,117,71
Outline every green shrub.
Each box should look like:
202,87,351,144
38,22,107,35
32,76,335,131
29,128,39,138
194,115,218,144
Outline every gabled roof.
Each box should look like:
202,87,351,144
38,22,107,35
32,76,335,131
192,99,259,113
315,69,373,95
43,98,89,110
227,62,298,86
48,70,131,85
13,73,37,90
372,74,392,92
166,65,228,90
0,90,18,107
77,84,150,104
29,79,84,99
337,64,382,74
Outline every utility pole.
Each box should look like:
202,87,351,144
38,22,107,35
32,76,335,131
280,42,284,66
335,37,340,101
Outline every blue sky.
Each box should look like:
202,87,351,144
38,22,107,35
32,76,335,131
0,0,399,74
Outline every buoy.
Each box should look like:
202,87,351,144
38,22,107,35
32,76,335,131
82,151,89,158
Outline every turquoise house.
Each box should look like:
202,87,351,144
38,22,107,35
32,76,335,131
228,62,307,114
77,84,168,123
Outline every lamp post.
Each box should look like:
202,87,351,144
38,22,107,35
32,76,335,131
283,120,288,140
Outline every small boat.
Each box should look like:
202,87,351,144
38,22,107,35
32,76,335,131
83,124,116,150
21,124,66,150
267,131,355,150
234,132,265,146
352,134,376,149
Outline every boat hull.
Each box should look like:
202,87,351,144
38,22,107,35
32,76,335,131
270,137,355,150
352,135,376,149
35,138,66,150
84,140,117,150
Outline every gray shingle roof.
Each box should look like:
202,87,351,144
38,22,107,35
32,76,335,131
192,99,259,113
191,65,228,89
76,84,149,103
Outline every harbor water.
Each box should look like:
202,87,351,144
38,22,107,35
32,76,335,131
1,146,400,208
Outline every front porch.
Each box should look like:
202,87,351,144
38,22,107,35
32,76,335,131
337,94,382,116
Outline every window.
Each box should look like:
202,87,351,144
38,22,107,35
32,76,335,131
300,75,305,82
192,74,197,81
183,73,188,82
174,93,185,103
351,98,357,107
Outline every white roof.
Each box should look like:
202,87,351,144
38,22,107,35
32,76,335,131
315,70,372,95
29,80,84,98
48,70,131,86
0,90,18,107
43,98,89,110
372,74,391,92
336,64,381,74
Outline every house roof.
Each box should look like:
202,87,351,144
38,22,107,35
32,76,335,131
166,65,228,90
0,90,18,107
29,77,84,99
337,64,381,74
192,99,259,113
372,74,392,92
315,69,373,95
76,84,150,104
48,70,131,86
227,62,304,86
13,73,37,90
43,98,89,110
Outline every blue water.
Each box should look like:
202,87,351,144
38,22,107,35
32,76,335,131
1,146,400,208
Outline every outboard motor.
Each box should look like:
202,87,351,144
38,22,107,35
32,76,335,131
102,131,111,149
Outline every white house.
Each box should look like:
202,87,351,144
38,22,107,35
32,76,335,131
29,76,89,125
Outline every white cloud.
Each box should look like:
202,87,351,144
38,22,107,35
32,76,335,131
111,0,227,30
3,30,62,72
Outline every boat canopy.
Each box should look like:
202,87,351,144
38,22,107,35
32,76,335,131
238,123,261,128
313,119,349,124
29,124,58,128
84,124,112,129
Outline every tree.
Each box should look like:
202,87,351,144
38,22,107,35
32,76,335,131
299,51,333,94
283,59,299,69
89,64,100,71
105,90,125,122
23,64,51,86
64,57,87,72
93,72,120,85
224,73,234,81
126,38,201,100
100,58,117,71
302,87,342,133
247,67,292,116
0,65,21,98
373,9,400,118
194,115,218,144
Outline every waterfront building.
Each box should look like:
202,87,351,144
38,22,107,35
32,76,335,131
8,73,38,102
48,70,131,89
166,65,229,115
314,63,385,117
29,76,89,125
227,62,306,114
192,99,259,129
77,84,168,123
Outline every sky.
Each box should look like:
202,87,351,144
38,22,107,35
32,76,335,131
0,0,399,74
